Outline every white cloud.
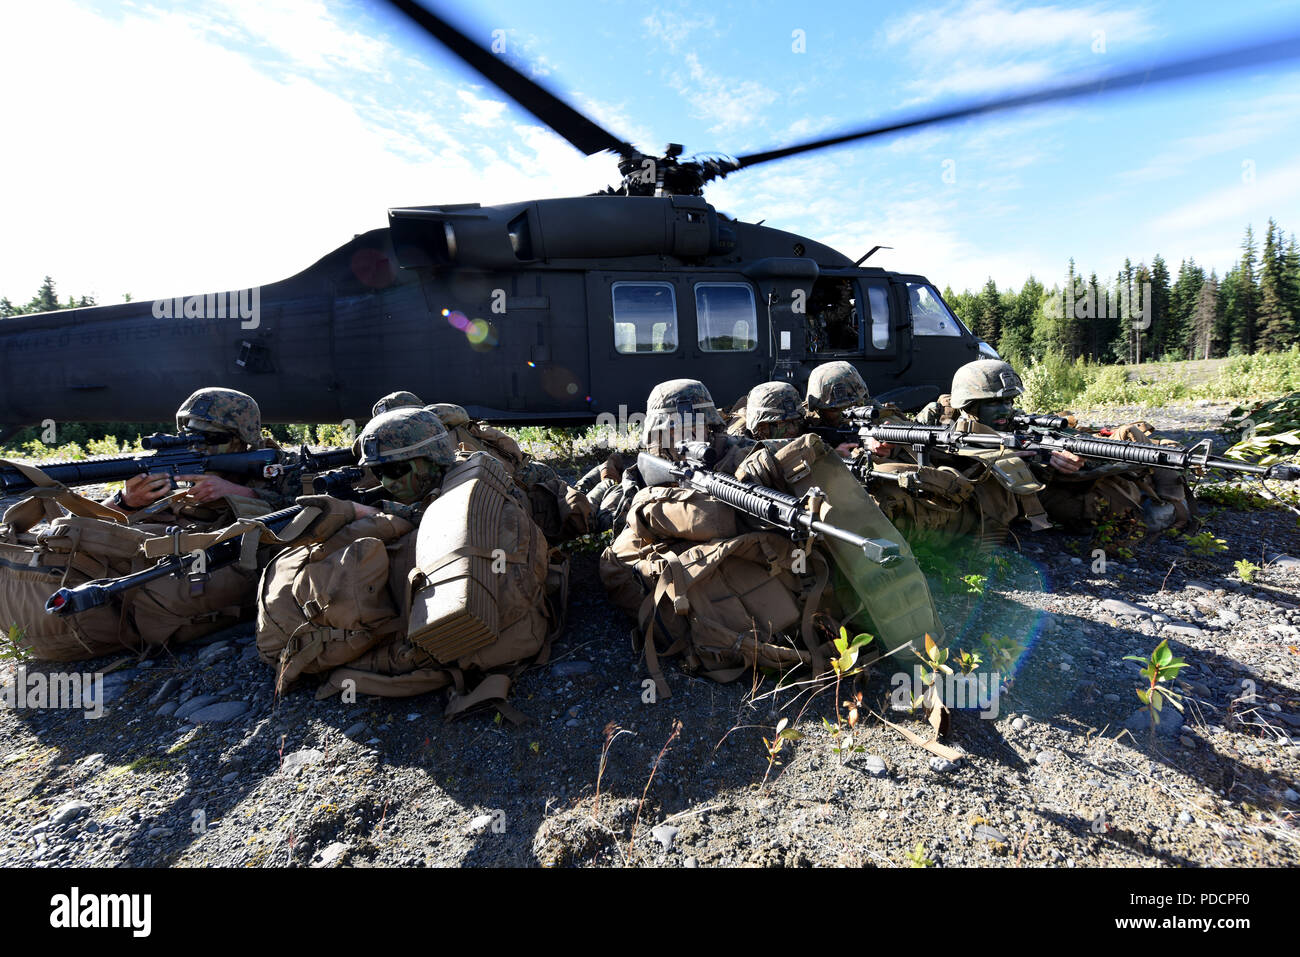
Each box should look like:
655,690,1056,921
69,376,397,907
641,10,716,54
0,0,619,304
668,52,778,134
883,0,1154,104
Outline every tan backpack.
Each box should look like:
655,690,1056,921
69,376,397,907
0,465,276,662
258,454,567,721
600,484,837,696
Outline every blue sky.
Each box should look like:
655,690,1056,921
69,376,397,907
2,0,1298,306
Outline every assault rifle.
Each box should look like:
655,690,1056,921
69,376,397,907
310,466,386,506
638,451,901,566
849,422,1300,481
0,432,357,497
45,503,309,616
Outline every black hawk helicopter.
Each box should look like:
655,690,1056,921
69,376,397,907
2,1,1298,437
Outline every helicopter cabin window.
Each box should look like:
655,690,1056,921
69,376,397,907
864,281,892,350
611,282,678,354
805,278,861,354
694,283,757,352
907,282,965,337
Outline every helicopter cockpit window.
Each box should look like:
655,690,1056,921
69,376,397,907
805,278,861,354
612,282,678,354
694,283,757,352
907,282,965,337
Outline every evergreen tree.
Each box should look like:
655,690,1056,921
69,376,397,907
27,276,58,314
973,278,1003,345
1281,233,1300,336
998,275,1039,360
1166,258,1204,360
1147,256,1171,361
0,297,16,319
1230,225,1259,354
1258,218,1292,351
1190,270,1220,360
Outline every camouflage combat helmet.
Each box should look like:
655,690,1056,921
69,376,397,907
357,408,457,468
950,360,1025,411
745,381,803,432
176,388,261,447
643,379,725,443
427,402,470,428
806,361,870,411
371,391,424,417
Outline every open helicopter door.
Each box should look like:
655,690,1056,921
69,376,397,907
585,270,769,418
743,258,815,393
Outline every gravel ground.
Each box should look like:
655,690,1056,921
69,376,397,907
1,399,1297,868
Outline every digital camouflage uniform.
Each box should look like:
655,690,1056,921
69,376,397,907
916,360,1190,551
582,379,755,533
371,391,425,417
356,407,459,523
114,388,296,522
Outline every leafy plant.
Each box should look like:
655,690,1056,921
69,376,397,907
1,624,31,663
959,573,988,596
955,649,982,675
1181,530,1229,556
905,841,934,868
1234,559,1261,583
1123,638,1189,728
825,628,874,764
914,633,952,689
762,717,803,786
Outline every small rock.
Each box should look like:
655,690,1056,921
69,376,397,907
551,661,594,677
1179,735,1196,749
148,677,183,705
1178,810,1193,825
146,826,172,839
683,856,697,868
1060,662,1071,672
1011,717,1027,731
1069,557,1082,565
1102,599,1153,619
467,814,494,832
1268,554,1300,570
406,713,421,722
1103,693,1120,703
173,694,221,720
50,801,91,826
1283,789,1299,803
863,755,888,778
1035,751,1055,766
565,719,580,727
155,702,178,718
313,842,349,868
1151,613,1169,624
196,641,231,663
188,701,248,724
1184,581,1212,592
1123,707,1184,737
221,772,239,784
1163,623,1203,639
651,824,680,851
928,757,958,773
342,722,368,739
281,748,325,777
974,824,1008,843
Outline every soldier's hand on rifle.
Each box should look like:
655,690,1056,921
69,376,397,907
835,441,859,456
119,473,173,508
863,437,894,459
1049,450,1085,473
174,474,254,503
352,503,380,518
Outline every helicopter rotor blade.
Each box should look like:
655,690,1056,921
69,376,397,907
382,0,637,158
731,31,1300,173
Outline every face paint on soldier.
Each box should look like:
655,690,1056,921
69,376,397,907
973,399,1015,430
377,458,442,503
767,420,802,440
